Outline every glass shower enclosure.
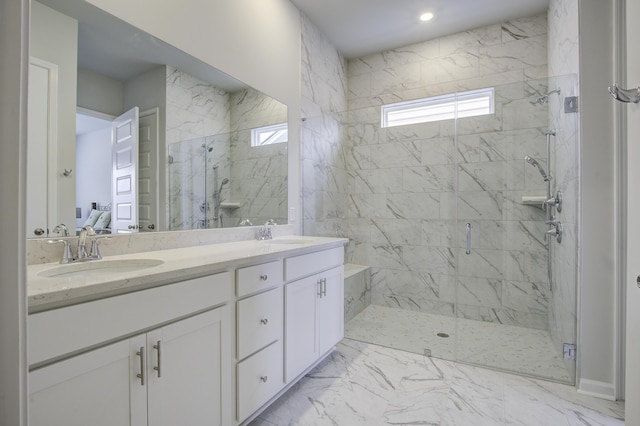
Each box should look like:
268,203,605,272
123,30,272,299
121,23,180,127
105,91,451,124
342,74,578,384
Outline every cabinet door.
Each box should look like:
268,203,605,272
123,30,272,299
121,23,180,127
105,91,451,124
318,266,344,355
147,306,230,426
29,336,147,426
284,274,319,382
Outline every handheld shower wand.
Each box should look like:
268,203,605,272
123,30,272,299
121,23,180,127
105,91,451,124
524,155,550,182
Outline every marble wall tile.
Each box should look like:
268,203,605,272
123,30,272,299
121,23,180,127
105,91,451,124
502,280,548,314
455,276,503,309
478,35,547,76
303,9,565,334
348,39,440,77
403,165,455,193
371,63,422,96
502,14,548,42
439,24,502,56
385,193,441,220
420,53,480,86
370,219,422,246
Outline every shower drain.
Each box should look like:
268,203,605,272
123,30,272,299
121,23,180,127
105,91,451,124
436,332,450,338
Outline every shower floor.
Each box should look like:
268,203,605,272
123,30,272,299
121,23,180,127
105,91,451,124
344,305,572,383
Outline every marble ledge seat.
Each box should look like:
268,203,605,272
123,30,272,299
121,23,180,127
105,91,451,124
344,263,371,323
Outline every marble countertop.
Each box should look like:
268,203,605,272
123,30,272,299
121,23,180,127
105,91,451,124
28,236,348,313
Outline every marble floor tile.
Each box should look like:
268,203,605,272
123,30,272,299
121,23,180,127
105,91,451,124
250,339,624,426
344,305,571,382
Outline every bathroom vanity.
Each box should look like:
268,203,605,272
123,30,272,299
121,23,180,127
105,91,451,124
27,236,347,425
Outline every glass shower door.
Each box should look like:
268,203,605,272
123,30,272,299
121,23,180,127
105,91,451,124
453,77,577,383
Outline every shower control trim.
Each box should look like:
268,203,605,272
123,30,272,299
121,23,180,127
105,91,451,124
544,190,563,213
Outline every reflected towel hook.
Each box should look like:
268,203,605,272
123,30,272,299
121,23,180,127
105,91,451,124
608,82,640,103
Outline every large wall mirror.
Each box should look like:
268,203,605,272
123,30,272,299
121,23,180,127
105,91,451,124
28,0,288,238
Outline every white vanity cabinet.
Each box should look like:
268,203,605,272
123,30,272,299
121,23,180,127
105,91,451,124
284,247,344,382
235,261,285,423
29,272,232,426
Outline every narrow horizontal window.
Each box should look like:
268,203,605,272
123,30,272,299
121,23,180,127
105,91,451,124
381,88,494,128
251,122,288,147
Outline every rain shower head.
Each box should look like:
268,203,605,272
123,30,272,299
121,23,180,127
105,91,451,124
524,155,550,182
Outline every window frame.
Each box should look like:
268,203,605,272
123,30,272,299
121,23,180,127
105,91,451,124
381,87,495,128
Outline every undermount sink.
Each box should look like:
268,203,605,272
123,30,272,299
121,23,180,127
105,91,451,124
267,239,314,245
38,258,164,278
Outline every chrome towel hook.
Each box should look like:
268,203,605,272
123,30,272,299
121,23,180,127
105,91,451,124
608,82,640,103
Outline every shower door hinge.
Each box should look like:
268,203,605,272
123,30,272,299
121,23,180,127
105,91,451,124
564,96,578,113
563,343,576,360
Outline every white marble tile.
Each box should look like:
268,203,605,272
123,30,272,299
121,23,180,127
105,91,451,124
251,337,624,426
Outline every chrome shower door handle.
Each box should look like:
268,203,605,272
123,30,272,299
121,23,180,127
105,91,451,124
465,223,471,255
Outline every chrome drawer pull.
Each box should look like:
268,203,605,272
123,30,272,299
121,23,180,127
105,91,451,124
260,318,269,325
136,346,145,386
260,375,268,383
260,274,268,281
153,340,162,378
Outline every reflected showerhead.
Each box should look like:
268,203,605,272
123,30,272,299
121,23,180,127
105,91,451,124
218,178,230,194
524,155,550,182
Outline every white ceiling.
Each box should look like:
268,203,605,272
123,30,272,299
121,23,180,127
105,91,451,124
289,0,550,59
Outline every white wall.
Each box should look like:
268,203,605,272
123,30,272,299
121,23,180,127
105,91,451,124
0,0,28,423
31,1,77,228
77,68,124,116
578,0,619,399
76,126,112,227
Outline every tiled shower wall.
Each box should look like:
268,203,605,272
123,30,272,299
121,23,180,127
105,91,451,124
344,14,552,329
301,12,578,335
228,88,289,227
166,66,230,230
166,71,288,229
300,13,349,236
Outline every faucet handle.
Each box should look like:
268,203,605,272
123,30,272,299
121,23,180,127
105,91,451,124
47,239,75,264
90,236,111,260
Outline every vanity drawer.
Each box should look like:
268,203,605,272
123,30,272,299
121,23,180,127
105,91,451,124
237,341,284,422
29,272,231,366
236,260,283,297
284,246,344,282
237,287,283,360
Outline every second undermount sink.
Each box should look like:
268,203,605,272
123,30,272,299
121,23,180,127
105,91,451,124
38,258,164,278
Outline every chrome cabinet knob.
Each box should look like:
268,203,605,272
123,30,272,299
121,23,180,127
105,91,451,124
260,274,268,281
260,318,268,325
34,227,45,236
260,376,268,383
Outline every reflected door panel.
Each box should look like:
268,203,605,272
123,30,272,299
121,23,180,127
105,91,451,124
111,107,139,233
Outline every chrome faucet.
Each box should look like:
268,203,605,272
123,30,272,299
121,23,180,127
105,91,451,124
77,225,97,260
256,219,276,240
47,225,109,264
52,223,69,236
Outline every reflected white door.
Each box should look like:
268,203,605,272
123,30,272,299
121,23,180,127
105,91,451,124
111,107,139,233
138,109,158,232
626,0,640,422
27,58,57,237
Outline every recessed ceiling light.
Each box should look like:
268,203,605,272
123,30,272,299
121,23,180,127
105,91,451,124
420,12,434,22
